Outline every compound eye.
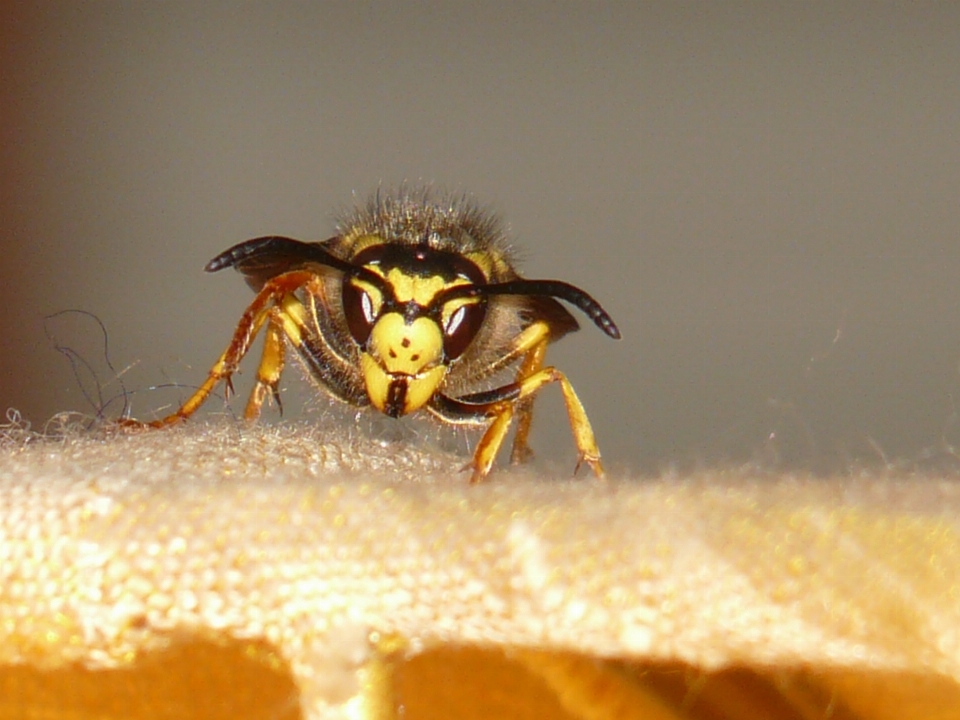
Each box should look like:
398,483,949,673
442,301,487,360
342,282,378,346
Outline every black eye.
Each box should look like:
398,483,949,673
342,282,376,346
442,301,487,360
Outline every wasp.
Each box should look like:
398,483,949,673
129,190,620,482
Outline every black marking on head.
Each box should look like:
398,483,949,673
352,243,487,284
385,380,407,418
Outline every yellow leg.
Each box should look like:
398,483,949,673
525,366,604,478
242,293,310,420
243,312,286,420
139,308,270,428
120,272,315,429
470,364,604,482
469,403,516,483
509,334,548,465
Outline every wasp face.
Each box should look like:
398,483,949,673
341,241,488,417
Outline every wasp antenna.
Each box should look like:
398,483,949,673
447,280,621,339
204,235,388,292
203,236,305,273
560,286,621,339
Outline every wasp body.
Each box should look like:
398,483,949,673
135,191,620,482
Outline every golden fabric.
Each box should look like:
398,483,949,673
1,422,958,719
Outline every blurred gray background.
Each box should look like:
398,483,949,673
4,2,960,474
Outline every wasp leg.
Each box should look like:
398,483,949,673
427,392,516,483
454,319,555,467
484,367,603,482
125,271,316,428
472,405,516,482
243,310,285,420
243,291,318,419
429,366,604,484
508,325,550,466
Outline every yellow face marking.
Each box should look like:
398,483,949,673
403,365,447,413
360,353,391,412
368,313,443,375
361,313,448,416
383,268,469,306
360,355,447,415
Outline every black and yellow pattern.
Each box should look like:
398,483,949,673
126,190,620,482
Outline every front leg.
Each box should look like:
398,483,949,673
123,271,316,428
428,387,519,483
455,319,554,467
429,366,604,483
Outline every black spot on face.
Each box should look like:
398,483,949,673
401,338,411,348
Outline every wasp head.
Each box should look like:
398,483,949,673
342,241,488,417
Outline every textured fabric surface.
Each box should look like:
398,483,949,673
1,421,959,719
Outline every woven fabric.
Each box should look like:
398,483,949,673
1,422,959,719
